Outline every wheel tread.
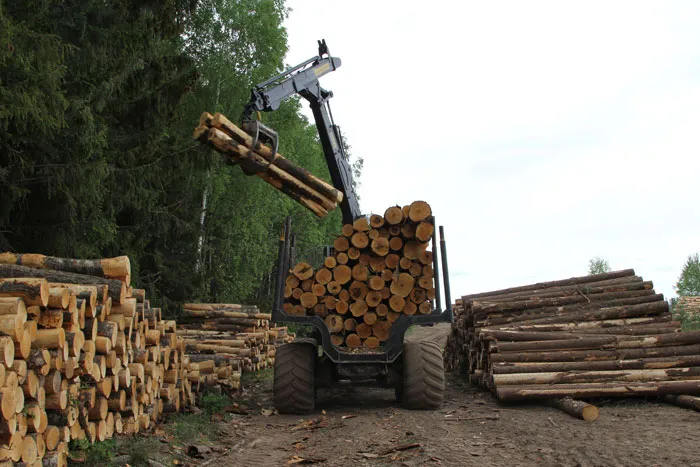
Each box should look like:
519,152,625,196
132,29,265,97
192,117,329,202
401,341,445,410
273,343,315,414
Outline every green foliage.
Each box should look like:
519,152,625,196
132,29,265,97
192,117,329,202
241,366,273,387
69,438,117,464
0,0,354,315
588,256,611,275
287,323,315,338
200,392,232,414
125,439,161,467
167,413,211,444
670,298,700,330
675,253,700,297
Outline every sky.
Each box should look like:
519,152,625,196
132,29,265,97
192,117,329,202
279,0,700,301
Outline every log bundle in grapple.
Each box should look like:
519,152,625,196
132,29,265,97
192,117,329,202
193,111,343,218
0,253,243,465
282,201,437,349
444,269,700,412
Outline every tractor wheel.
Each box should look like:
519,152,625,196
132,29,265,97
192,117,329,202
273,343,316,414
400,341,445,410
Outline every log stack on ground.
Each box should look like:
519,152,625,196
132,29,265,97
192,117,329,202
675,296,700,320
282,201,437,350
177,303,295,376
0,252,245,464
193,111,342,218
444,269,700,418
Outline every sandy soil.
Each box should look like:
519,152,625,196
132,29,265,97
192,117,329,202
207,324,700,467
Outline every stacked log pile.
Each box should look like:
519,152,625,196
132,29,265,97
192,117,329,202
282,201,437,350
176,303,295,375
675,296,700,319
0,253,244,465
193,111,343,218
444,269,700,407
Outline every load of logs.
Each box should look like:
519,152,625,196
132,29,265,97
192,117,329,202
444,268,700,419
176,303,295,375
0,252,240,465
193,111,343,218
282,201,437,350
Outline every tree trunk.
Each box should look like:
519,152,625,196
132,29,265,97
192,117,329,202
207,128,337,211
32,329,64,350
496,379,700,401
464,276,647,303
485,316,672,333
345,334,361,348
662,394,700,411
478,294,665,326
37,308,64,329
0,264,126,303
491,343,700,363
408,201,432,222
181,309,271,320
550,396,600,421
42,426,60,451
463,269,637,300
390,273,415,298
47,288,69,309
206,112,343,203
493,367,700,386
0,278,48,307
0,253,130,279
472,290,662,315
492,355,700,374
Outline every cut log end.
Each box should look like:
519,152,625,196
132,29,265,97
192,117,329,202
551,396,600,422
408,201,432,222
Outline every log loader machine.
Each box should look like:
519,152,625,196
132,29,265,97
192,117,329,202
240,40,454,414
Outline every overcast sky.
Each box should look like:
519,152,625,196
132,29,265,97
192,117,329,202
280,0,700,301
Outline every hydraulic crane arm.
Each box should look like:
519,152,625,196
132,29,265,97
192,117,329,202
241,40,361,225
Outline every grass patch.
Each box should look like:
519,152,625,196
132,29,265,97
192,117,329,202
67,395,238,466
163,394,234,446
68,438,117,465
117,437,167,466
166,413,212,445
241,367,273,387
200,393,232,414
68,437,168,467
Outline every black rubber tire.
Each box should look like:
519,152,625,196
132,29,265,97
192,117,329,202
400,341,445,410
273,343,316,414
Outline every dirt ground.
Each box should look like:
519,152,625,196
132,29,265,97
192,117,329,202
197,324,700,467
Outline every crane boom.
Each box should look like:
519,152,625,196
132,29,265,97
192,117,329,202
241,40,361,225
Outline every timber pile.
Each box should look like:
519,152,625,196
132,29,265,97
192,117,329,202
282,201,437,350
177,303,295,375
675,296,700,318
0,253,240,465
193,111,342,218
443,269,700,414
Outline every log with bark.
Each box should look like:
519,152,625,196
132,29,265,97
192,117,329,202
0,253,130,282
194,111,341,218
0,278,49,307
0,265,126,304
